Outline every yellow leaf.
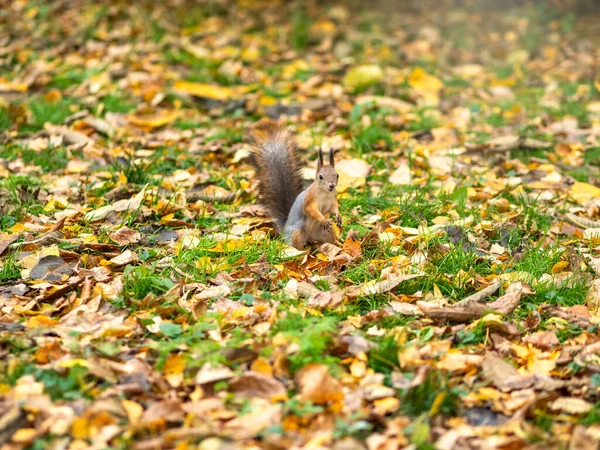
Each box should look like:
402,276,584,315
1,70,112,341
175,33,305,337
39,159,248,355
207,238,247,253
408,68,444,92
163,353,186,388
43,196,69,212
82,234,98,244
122,400,143,425
0,81,28,93
118,171,128,185
58,359,89,368
430,392,446,416
71,417,90,440
173,81,235,100
551,261,569,274
571,181,600,205
304,307,323,317
258,95,278,106
160,213,175,224
342,65,383,92
527,356,556,376
11,428,38,444
250,357,273,376
128,110,179,129
27,315,58,329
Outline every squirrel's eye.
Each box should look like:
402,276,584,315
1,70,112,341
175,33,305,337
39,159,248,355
319,174,323,180
337,174,339,179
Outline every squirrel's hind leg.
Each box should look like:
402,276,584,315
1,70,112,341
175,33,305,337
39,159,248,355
290,228,307,250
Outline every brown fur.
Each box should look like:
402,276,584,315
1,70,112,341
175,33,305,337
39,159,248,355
247,122,304,230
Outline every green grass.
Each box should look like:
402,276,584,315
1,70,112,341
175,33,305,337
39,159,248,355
0,251,21,282
25,97,78,132
400,370,465,418
290,5,311,50
0,144,74,172
272,314,339,374
122,265,175,302
0,108,11,130
100,93,137,114
3,362,95,401
0,175,45,230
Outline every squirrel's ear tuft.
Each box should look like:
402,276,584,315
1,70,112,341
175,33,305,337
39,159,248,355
329,148,335,167
317,147,324,170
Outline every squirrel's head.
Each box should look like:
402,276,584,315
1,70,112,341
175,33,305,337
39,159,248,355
316,147,338,193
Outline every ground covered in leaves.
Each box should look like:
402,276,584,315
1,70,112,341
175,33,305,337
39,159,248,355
1,0,600,449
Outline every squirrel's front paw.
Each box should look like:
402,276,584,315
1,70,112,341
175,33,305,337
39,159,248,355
335,214,342,228
321,220,332,231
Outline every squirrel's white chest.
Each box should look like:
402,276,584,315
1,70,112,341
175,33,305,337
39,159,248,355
315,190,336,212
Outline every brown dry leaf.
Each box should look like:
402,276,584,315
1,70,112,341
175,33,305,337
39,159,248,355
485,282,529,314
296,363,343,405
140,400,184,425
346,273,422,297
522,331,560,350
419,282,529,322
195,363,235,385
437,351,483,373
224,403,282,440
109,226,142,245
29,255,75,282
307,290,344,309
342,237,362,259
548,397,593,415
84,185,147,221
0,233,20,255
229,372,287,400
454,281,502,307
194,185,236,203
482,353,535,391
356,95,412,113
108,250,139,267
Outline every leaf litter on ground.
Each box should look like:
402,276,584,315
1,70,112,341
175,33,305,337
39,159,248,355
0,0,600,449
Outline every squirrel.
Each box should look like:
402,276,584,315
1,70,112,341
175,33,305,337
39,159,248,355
248,123,342,250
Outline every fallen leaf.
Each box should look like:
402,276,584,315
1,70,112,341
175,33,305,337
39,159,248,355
296,363,343,405
173,81,241,100
334,158,371,192
522,331,560,350
109,226,142,245
229,372,287,400
128,110,179,129
571,182,600,205
346,274,422,297
84,185,147,221
548,397,593,415
342,65,383,92
108,249,139,267
389,163,411,185
482,353,534,391
195,363,235,385
29,255,74,281
356,95,412,113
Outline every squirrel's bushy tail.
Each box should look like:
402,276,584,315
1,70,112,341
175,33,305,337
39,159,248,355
247,123,303,231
